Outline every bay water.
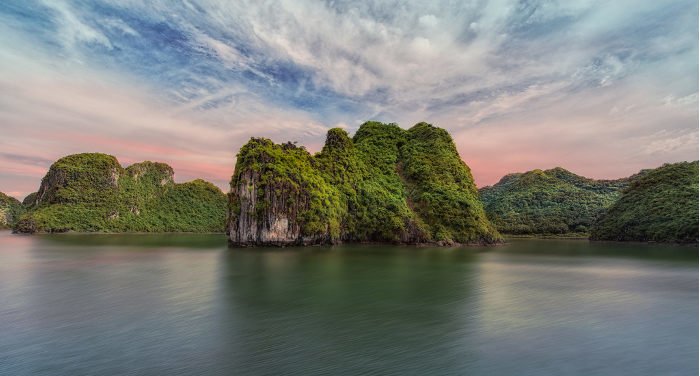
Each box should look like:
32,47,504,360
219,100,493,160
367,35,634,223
0,231,696,375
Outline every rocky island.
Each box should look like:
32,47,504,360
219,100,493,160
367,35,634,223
227,121,502,246
5,127,695,245
15,153,227,233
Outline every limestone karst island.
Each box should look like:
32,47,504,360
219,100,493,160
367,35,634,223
3,121,697,245
1,2,698,375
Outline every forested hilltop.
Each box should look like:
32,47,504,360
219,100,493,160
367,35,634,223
591,161,698,243
15,153,227,233
479,168,639,235
0,192,22,229
5,131,694,245
228,121,502,246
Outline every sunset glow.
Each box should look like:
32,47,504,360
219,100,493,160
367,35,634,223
0,1,697,198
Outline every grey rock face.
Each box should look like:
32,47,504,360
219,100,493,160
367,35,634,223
228,170,327,246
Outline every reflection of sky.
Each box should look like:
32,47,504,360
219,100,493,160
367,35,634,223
0,1,697,198
471,247,698,374
0,233,697,374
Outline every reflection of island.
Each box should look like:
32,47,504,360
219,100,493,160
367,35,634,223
34,232,227,249
215,246,481,373
0,232,696,374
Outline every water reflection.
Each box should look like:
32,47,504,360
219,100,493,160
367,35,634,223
33,232,226,249
0,232,696,375
499,238,698,262
215,246,481,374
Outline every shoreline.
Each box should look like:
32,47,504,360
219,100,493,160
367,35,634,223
504,233,590,240
4,230,696,246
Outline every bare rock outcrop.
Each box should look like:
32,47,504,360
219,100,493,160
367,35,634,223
228,139,336,246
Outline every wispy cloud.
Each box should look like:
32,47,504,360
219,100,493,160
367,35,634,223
0,0,696,198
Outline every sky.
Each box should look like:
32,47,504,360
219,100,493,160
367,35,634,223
0,0,697,199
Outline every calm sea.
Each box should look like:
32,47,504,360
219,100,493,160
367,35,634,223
0,231,696,375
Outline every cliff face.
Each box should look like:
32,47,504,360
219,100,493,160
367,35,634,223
590,161,699,243
0,192,22,229
479,167,633,235
15,153,227,233
228,139,340,246
229,170,315,245
227,122,501,247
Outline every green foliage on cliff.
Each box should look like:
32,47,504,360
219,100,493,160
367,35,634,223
231,138,343,239
0,192,23,229
590,161,699,243
15,153,227,233
36,153,123,205
22,192,37,207
402,123,500,243
350,122,425,242
479,167,631,235
230,121,501,245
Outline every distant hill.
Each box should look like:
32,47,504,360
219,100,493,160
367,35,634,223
15,153,227,233
227,121,501,246
479,167,636,235
590,161,698,243
0,192,22,229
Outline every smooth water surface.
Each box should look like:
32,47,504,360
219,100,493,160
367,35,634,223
0,231,696,375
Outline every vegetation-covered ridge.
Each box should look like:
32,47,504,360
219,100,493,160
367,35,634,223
0,192,23,229
15,153,227,233
590,161,698,243
479,167,638,235
228,121,502,246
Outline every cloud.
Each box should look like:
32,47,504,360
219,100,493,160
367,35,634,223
0,0,696,199
42,0,113,50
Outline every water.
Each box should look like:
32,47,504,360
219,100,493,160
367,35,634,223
0,231,696,375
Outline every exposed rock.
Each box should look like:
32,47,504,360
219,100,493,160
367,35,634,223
228,139,335,246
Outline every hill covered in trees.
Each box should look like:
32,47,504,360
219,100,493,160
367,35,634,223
591,161,698,243
15,153,227,233
228,122,501,246
7,131,694,245
479,168,636,235
0,192,22,229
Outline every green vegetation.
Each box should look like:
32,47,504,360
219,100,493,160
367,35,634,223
0,192,23,229
401,123,500,243
229,121,501,245
15,153,227,233
591,161,698,243
479,167,633,235
22,192,37,207
230,138,343,240
348,122,425,242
